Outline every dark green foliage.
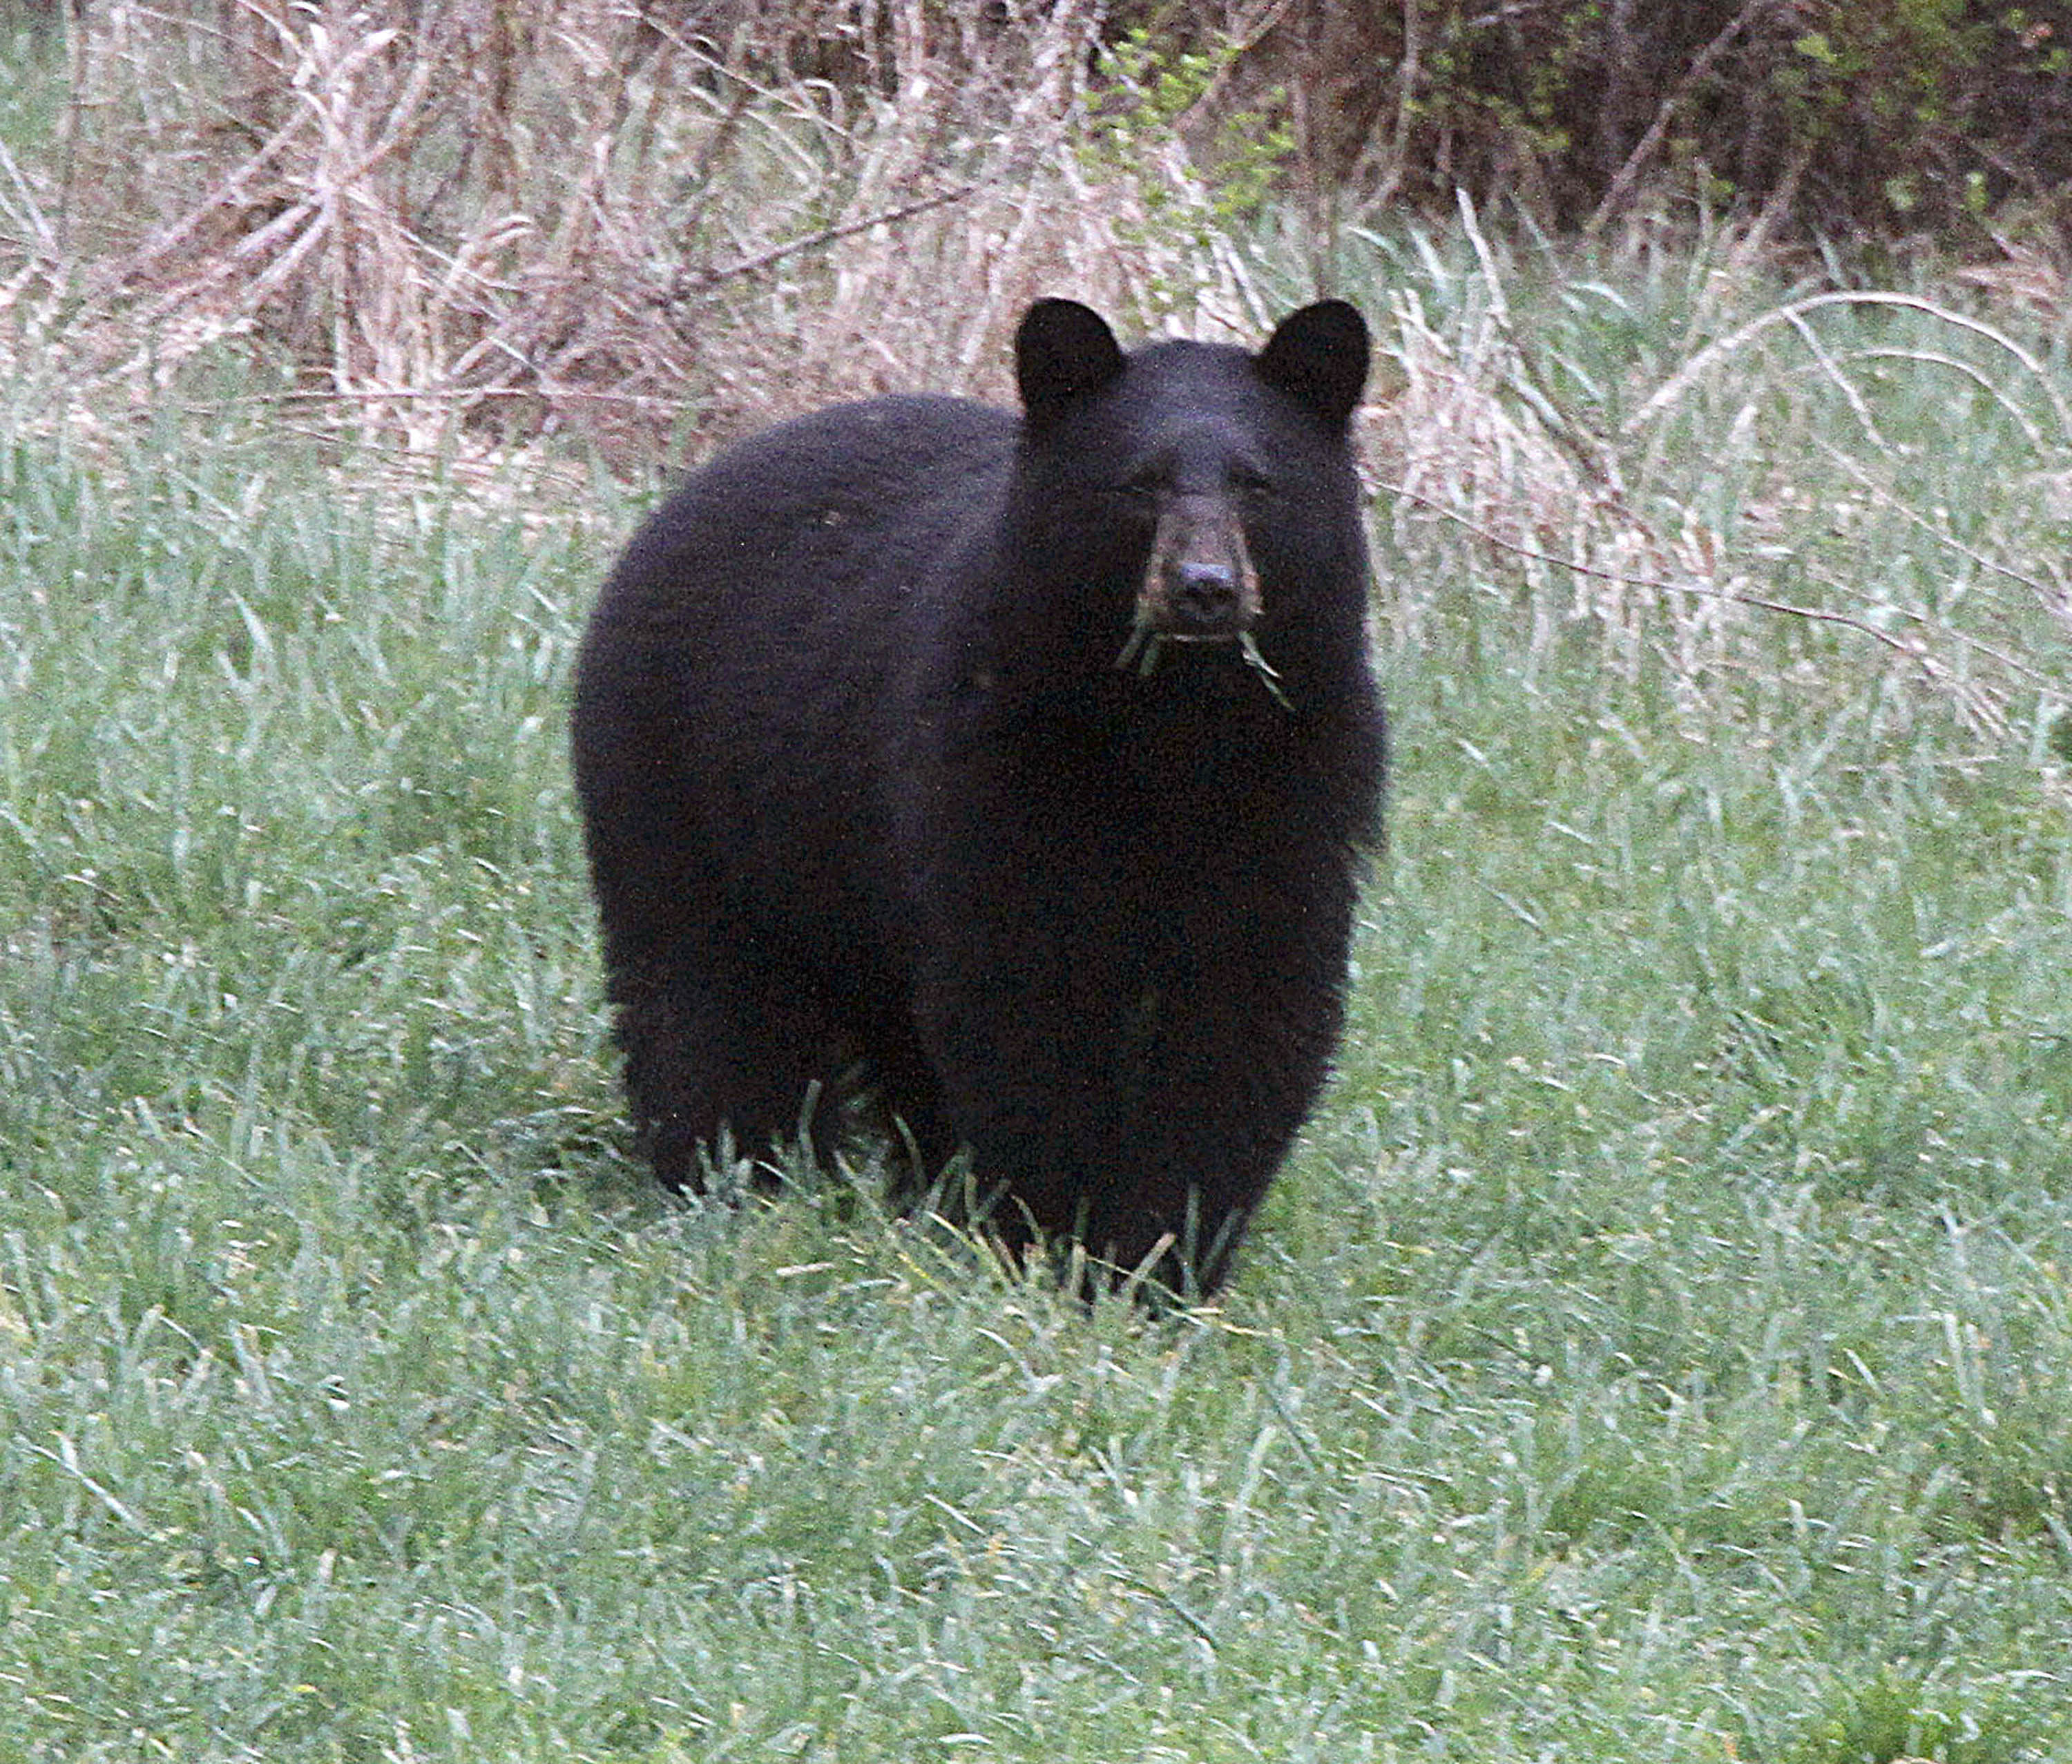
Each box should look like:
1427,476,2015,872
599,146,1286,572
1119,0,2072,242
2047,708,2072,764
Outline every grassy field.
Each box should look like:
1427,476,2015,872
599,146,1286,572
4,182,2072,1764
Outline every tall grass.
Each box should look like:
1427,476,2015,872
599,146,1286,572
5,225,2069,1756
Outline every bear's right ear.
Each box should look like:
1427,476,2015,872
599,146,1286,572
1015,298,1126,423
1257,299,1369,428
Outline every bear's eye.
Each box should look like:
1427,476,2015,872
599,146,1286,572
1111,470,1162,500
1231,463,1276,496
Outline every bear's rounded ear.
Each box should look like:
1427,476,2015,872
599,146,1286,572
1016,298,1126,422
1256,299,1369,428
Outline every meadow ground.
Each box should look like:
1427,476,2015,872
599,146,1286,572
3,211,2071,1760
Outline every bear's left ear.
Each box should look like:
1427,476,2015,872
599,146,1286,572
1016,298,1126,423
1257,300,1369,428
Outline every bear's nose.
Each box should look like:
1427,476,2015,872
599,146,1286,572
1168,560,1243,632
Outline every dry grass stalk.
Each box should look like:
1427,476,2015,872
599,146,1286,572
12,0,1277,461
1361,218,2066,736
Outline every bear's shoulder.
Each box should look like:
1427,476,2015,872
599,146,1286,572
697,394,1015,495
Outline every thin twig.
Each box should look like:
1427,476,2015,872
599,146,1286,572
667,108,1068,302
1585,0,1780,236
1812,439,2070,628
1825,348,2046,451
671,177,992,296
1628,291,2072,444
1781,307,1886,452
1380,477,1928,662
1798,557,2042,685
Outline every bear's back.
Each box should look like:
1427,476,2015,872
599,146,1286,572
570,394,1020,991
607,394,1016,612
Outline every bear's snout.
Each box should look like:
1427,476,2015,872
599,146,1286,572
1169,558,1243,630
1143,492,1259,640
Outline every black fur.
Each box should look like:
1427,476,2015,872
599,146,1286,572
571,300,1385,1294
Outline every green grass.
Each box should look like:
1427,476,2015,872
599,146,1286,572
3,243,2071,1761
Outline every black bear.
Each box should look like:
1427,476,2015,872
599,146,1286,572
571,298,1385,1294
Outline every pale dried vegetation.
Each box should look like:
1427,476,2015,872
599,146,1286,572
1,0,2066,729
11,0,1267,454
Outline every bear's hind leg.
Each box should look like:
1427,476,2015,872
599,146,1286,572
858,1019,955,1202
608,942,843,1190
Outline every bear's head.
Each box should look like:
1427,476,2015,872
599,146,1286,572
1008,300,1370,671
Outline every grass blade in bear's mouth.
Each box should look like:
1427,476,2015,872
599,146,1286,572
1115,617,1291,708
1240,631,1293,709
1115,617,1163,675
1115,619,1235,671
